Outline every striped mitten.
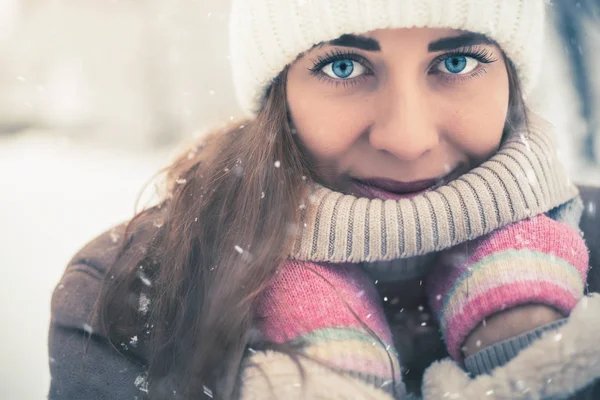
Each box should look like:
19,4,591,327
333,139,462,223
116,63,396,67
426,213,589,364
244,261,403,399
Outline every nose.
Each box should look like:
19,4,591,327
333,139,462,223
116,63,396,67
368,79,440,161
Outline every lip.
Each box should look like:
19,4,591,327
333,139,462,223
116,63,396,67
350,167,462,200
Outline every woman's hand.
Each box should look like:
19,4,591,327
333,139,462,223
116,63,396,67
425,213,589,363
248,261,405,398
462,303,564,358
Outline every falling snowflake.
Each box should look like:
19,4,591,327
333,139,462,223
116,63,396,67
110,229,120,243
554,333,563,342
274,160,281,168
138,293,150,314
587,201,596,217
137,271,152,287
233,164,244,176
134,374,149,393
203,385,213,398
234,245,244,254
516,380,530,393
83,323,93,335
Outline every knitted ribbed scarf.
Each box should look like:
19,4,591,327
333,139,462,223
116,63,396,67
289,119,579,280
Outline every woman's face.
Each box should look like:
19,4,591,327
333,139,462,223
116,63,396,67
286,28,509,200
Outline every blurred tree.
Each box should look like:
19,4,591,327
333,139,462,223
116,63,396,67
553,0,600,162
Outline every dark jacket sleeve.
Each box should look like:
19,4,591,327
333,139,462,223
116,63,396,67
48,213,159,400
579,185,600,293
572,185,600,399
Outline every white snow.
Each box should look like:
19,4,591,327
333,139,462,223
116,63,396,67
0,131,169,399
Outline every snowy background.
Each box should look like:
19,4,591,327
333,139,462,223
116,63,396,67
0,1,599,399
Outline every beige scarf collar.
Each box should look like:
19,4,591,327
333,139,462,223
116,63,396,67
289,118,578,272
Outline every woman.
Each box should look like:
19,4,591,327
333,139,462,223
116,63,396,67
49,0,600,399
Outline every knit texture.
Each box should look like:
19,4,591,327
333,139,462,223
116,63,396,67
426,213,589,361
230,0,545,114
289,118,579,277
421,295,600,400
241,351,400,400
253,261,403,396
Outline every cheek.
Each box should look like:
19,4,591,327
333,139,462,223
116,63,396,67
287,82,370,164
442,76,509,159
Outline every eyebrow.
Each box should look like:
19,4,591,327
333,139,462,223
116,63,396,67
325,34,381,52
428,32,494,52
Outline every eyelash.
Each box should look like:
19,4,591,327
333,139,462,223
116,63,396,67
308,50,373,88
307,46,498,87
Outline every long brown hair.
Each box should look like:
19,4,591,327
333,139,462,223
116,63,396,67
97,57,528,399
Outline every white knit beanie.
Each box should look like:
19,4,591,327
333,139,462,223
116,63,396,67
229,0,545,115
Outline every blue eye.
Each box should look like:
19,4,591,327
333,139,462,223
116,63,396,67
332,60,353,78
437,55,479,75
322,59,367,79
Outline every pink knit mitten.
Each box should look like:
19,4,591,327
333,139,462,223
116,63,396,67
426,214,589,362
254,261,401,390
